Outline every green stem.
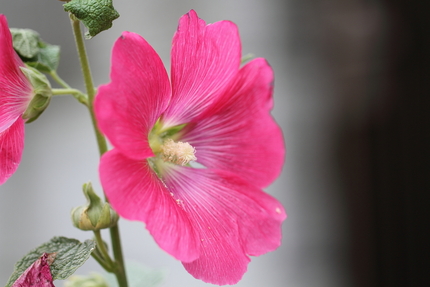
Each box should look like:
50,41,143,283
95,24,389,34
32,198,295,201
70,15,108,156
93,230,115,268
110,225,128,286
70,14,128,287
49,70,71,89
52,88,88,105
52,88,81,95
91,250,114,272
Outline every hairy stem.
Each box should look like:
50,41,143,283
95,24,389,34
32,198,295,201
52,88,88,105
70,16,108,156
70,14,128,287
49,70,71,89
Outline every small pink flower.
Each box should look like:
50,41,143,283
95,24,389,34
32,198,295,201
95,10,286,285
0,15,33,185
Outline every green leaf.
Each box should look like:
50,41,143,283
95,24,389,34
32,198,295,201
10,28,40,58
6,237,96,287
10,28,61,73
27,42,61,73
63,0,120,39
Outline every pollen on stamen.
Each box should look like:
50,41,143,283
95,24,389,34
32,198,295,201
161,138,197,166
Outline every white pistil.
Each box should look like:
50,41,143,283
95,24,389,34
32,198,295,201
160,138,197,166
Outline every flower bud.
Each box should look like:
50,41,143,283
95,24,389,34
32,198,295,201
20,66,52,123
71,182,119,231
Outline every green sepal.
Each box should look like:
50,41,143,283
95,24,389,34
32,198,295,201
161,123,187,139
5,237,96,286
149,121,188,154
10,28,61,73
241,53,255,65
63,0,120,39
20,66,52,123
71,182,119,231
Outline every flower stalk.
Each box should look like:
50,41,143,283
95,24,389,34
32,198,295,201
93,230,115,269
70,14,108,156
52,88,88,105
49,70,72,89
70,14,128,287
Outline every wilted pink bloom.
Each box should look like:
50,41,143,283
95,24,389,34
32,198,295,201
95,10,286,285
0,15,33,184
12,253,56,287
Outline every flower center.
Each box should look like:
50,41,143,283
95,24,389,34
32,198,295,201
160,138,197,166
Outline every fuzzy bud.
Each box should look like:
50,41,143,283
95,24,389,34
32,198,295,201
71,182,119,231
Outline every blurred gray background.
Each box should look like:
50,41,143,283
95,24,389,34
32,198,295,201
2,0,429,287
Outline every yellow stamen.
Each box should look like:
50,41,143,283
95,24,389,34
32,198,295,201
160,138,197,166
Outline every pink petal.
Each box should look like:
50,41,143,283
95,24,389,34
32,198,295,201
162,10,241,126
94,31,171,160
182,58,285,188
0,15,32,132
162,166,286,285
12,253,55,287
0,118,24,185
99,149,200,262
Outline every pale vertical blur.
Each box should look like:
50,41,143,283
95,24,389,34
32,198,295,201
0,0,386,286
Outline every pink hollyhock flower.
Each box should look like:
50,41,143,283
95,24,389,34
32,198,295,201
95,10,286,285
0,15,33,185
